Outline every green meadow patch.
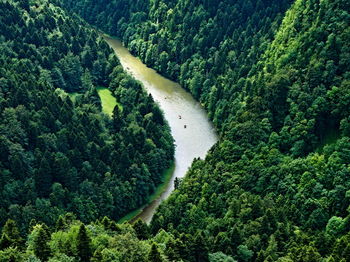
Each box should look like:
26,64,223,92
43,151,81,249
97,87,122,117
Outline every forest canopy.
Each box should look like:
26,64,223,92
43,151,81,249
0,0,349,261
0,0,174,233
60,0,350,261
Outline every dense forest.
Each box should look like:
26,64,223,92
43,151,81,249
0,0,349,261
0,215,172,261
0,0,174,235
60,0,350,261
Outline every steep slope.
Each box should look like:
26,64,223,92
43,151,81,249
58,0,293,131
0,0,343,261
58,0,350,261
0,0,174,232
150,0,350,261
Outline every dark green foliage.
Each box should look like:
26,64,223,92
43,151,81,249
192,231,209,262
1,0,349,260
0,0,174,233
133,219,150,240
58,0,350,260
76,224,91,262
0,220,21,250
165,238,182,261
148,243,163,262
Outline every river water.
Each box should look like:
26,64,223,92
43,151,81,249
104,36,218,223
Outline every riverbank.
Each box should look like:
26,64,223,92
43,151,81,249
118,162,175,223
104,35,217,223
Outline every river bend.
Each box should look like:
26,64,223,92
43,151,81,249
104,36,218,223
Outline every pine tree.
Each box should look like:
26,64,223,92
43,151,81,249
101,216,112,229
192,231,209,262
112,105,123,131
76,224,92,262
165,238,182,261
132,219,150,240
81,69,94,91
0,219,22,249
91,247,103,262
33,225,51,261
0,233,13,250
148,243,163,262
55,215,66,231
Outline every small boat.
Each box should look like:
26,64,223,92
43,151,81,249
184,125,187,128
179,115,182,119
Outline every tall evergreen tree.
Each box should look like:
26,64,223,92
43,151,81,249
0,220,22,249
32,225,51,262
76,224,92,262
148,243,163,262
132,219,150,240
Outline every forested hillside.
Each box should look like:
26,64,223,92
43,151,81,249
59,0,350,261
59,0,293,131
0,0,174,234
0,0,349,261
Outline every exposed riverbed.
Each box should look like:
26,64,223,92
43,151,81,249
104,36,218,223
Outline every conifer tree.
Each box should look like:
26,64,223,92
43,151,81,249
132,219,150,240
192,231,209,262
76,224,92,262
148,243,163,262
0,220,22,249
55,215,66,232
33,225,51,262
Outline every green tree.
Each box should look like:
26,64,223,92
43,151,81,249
192,231,209,262
148,243,163,262
76,224,92,262
0,220,22,249
0,247,22,262
32,225,51,262
132,219,150,240
237,245,253,262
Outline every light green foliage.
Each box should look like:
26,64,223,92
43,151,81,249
0,219,167,262
326,216,345,237
237,245,253,262
209,252,237,262
30,225,51,262
0,247,22,262
48,254,76,262
99,248,121,262
25,255,42,262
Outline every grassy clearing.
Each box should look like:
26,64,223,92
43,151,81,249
118,162,175,223
97,87,122,117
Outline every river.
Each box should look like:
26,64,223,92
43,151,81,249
104,36,218,223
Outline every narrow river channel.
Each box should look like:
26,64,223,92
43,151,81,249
104,36,218,223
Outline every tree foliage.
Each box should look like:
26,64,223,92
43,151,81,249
0,0,174,233
1,0,350,261
59,0,350,260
